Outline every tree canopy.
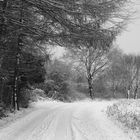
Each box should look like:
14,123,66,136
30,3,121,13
0,0,131,109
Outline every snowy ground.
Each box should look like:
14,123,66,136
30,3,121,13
106,99,140,139
0,99,138,140
0,107,33,129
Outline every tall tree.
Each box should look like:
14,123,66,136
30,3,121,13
66,46,109,98
104,48,140,99
61,0,130,98
1,50,46,108
123,55,140,99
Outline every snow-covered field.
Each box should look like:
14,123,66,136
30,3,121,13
0,99,138,140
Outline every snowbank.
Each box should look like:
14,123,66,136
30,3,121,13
106,99,140,139
0,108,33,129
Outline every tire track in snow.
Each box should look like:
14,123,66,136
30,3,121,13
0,100,138,140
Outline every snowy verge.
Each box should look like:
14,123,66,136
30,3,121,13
106,99,140,139
0,107,33,129
0,97,54,129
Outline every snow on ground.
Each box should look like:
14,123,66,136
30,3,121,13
106,99,140,139
0,107,34,129
0,99,139,140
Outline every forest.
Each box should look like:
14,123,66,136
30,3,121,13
0,0,135,115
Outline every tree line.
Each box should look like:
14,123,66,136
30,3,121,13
65,47,140,99
106,48,140,99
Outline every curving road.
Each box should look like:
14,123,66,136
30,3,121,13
0,100,138,140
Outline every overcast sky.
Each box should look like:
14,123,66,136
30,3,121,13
117,0,140,54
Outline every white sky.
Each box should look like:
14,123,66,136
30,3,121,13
117,0,140,54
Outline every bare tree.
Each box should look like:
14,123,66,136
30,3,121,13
67,45,109,98
105,48,140,99
119,55,140,99
107,47,126,97
133,56,140,99
61,0,131,99
129,56,140,99
123,55,137,98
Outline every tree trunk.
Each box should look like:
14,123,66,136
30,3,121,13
134,86,138,99
88,77,93,99
134,68,139,99
126,84,131,99
112,80,116,98
0,79,5,103
13,53,20,110
1,0,7,35
12,0,24,110
127,89,130,99
0,0,7,104
113,88,116,98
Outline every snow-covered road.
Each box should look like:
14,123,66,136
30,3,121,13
0,100,138,140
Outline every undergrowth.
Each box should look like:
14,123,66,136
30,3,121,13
106,99,140,137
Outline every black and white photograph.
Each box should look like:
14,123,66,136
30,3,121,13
0,0,140,140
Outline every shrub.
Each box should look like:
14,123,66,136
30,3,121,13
19,89,31,108
106,100,140,134
34,80,70,101
0,102,7,118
